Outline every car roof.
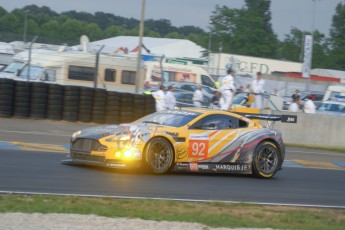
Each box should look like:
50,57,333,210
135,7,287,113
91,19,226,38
179,107,246,119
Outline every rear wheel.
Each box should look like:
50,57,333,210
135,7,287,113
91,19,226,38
252,141,281,179
145,137,174,174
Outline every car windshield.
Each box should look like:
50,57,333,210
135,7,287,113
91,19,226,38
317,103,345,113
135,110,200,127
2,61,24,73
18,65,44,80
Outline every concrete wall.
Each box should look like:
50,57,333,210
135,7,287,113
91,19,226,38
265,110,345,148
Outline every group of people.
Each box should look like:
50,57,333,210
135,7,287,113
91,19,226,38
212,69,266,111
151,85,176,111
152,68,267,112
289,89,316,113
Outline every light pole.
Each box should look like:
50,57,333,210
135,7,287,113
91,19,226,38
135,0,146,94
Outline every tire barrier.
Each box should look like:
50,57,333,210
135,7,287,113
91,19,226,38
144,94,156,115
47,84,64,120
30,82,48,119
78,87,94,123
0,79,15,117
63,85,80,122
0,81,157,124
92,88,107,124
105,91,121,124
119,92,134,123
13,81,32,118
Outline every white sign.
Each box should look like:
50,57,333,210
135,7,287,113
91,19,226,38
302,35,313,78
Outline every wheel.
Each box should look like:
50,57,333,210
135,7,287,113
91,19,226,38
145,137,174,174
252,141,281,179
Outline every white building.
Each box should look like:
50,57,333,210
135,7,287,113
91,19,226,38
75,36,206,59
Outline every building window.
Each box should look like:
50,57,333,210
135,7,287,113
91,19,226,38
121,70,136,85
105,69,116,82
68,65,95,81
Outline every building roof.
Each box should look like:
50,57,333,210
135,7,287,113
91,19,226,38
77,36,206,59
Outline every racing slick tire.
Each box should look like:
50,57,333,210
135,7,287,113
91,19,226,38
145,137,174,175
252,141,281,179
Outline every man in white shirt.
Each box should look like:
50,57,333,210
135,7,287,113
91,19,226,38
219,68,236,111
289,98,300,112
165,86,176,109
152,85,166,111
193,85,203,107
251,72,265,109
304,96,316,113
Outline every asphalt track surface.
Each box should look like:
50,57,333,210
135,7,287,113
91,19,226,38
0,117,344,208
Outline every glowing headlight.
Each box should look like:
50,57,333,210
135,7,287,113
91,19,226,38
114,147,141,160
72,130,81,139
119,135,130,141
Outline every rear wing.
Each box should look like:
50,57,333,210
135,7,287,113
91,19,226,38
235,113,297,129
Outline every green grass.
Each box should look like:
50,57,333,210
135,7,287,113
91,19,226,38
0,194,344,230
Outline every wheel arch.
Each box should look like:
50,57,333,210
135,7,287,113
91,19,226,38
143,135,176,161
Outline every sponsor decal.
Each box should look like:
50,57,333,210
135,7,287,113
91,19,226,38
189,163,198,172
189,134,209,158
213,164,251,172
197,164,209,170
176,145,188,159
165,131,179,137
106,163,126,167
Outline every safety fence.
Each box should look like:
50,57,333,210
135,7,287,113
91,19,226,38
0,78,156,124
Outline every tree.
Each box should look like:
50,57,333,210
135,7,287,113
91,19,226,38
328,2,345,70
210,0,278,58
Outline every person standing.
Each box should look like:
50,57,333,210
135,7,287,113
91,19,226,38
304,95,316,113
211,91,220,109
289,98,301,112
193,85,203,107
152,85,166,111
165,86,176,109
291,89,300,102
219,68,236,111
251,72,265,109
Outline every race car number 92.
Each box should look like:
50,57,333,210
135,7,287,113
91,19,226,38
189,134,209,158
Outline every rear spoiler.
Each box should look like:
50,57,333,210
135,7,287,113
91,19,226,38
236,113,297,123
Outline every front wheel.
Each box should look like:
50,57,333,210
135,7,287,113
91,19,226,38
145,137,174,174
252,141,281,179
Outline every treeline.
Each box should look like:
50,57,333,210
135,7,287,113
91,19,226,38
0,1,344,71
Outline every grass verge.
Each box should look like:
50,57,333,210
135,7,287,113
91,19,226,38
0,194,344,230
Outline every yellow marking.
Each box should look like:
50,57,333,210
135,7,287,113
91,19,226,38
292,159,343,170
10,142,68,153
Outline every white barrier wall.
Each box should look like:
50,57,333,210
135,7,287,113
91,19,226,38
267,110,345,148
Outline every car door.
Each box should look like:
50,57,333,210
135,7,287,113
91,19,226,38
187,114,241,162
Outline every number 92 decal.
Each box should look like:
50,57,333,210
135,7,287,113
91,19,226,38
188,134,209,158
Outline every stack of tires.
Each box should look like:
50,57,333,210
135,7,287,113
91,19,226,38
63,86,80,122
119,92,134,123
92,88,107,124
78,87,94,123
132,94,147,120
105,91,121,124
13,81,32,118
144,94,156,115
30,82,48,119
47,84,64,120
0,79,15,118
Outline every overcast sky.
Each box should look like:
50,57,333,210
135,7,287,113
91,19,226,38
0,0,343,40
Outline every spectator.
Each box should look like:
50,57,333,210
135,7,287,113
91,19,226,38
193,84,203,107
291,89,300,102
165,86,176,109
251,72,265,109
219,68,236,111
152,85,166,111
211,91,220,109
289,98,301,112
304,95,316,113
244,84,251,93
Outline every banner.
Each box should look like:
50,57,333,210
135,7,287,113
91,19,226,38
302,35,313,78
